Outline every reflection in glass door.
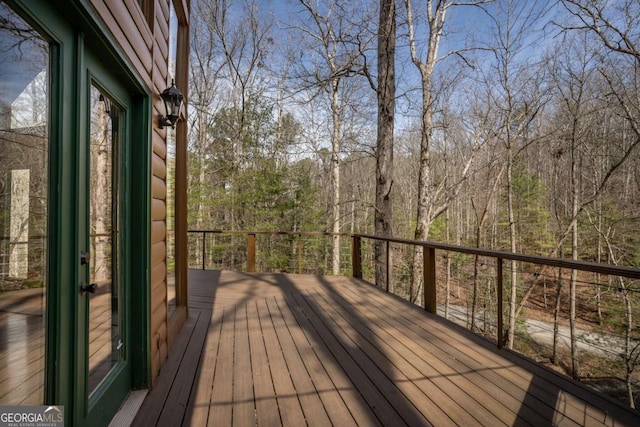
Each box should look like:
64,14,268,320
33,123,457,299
0,2,49,405
87,85,122,395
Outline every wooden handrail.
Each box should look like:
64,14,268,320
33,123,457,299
189,230,353,272
186,229,640,358
354,233,640,280
188,229,640,279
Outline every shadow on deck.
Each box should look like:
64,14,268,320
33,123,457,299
132,269,640,426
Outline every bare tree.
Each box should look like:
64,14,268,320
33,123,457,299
472,0,553,349
403,0,490,303
291,0,376,274
509,0,640,338
547,1,640,253
374,0,396,288
560,0,640,61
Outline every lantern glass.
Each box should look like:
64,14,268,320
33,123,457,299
160,79,184,128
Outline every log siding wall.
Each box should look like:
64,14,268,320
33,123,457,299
88,0,190,385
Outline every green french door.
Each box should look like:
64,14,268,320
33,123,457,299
1,1,150,426
75,48,133,425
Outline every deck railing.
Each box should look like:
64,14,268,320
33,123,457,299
187,229,640,408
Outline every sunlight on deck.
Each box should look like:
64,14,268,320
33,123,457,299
133,270,640,426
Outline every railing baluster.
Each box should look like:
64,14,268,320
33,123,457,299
423,246,437,314
497,257,503,349
297,233,302,274
201,231,206,270
351,235,362,279
247,233,256,273
385,240,390,292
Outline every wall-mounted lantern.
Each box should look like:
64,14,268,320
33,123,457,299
159,79,184,129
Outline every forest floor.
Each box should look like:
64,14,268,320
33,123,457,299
438,302,632,360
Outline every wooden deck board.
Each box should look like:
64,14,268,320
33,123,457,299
255,298,307,426
246,300,281,427
329,284,543,426
133,311,204,426
207,307,235,427
232,304,254,427
133,270,640,426
288,289,413,426
183,310,223,426
349,281,610,426
273,296,358,427
341,280,593,426
266,297,333,426
306,287,499,426
281,291,381,427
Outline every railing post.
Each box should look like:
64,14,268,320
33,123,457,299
385,240,390,292
247,233,256,273
297,233,302,274
497,257,504,349
351,235,362,279
423,246,437,313
201,231,206,270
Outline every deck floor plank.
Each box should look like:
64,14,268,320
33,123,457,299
133,270,640,427
282,292,383,427
346,282,587,423
288,289,423,426
184,310,223,426
254,298,307,426
133,313,200,426
246,300,281,427
231,304,255,427
265,296,333,426
330,284,545,427
273,295,359,427
349,281,616,426
158,309,211,427
306,287,502,427
297,288,456,426
207,307,235,427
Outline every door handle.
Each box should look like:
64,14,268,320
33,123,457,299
80,251,90,265
81,283,98,294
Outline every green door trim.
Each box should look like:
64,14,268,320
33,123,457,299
5,1,152,425
78,47,132,425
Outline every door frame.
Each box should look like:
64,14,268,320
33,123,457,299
6,1,151,425
76,47,133,425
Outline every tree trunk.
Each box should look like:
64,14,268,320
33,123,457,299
411,67,434,303
552,266,563,365
622,284,635,409
569,128,580,379
331,81,341,275
374,0,396,289
507,146,518,349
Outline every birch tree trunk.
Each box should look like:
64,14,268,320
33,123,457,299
331,82,341,275
404,0,487,303
405,0,444,303
506,143,518,349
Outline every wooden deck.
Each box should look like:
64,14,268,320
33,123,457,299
0,287,45,405
0,284,119,404
133,269,640,426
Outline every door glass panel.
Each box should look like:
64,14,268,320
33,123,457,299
88,85,122,395
0,2,49,405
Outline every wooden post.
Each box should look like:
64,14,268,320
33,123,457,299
201,231,206,270
297,233,302,274
351,235,362,279
423,246,437,313
247,233,256,273
497,257,504,349
385,240,390,292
